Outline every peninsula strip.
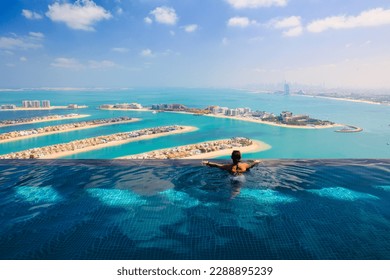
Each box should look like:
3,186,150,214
0,117,140,143
0,114,90,127
120,137,271,160
0,125,197,159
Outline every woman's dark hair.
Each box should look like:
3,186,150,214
231,150,241,164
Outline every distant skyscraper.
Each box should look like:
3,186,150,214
32,100,40,108
42,100,50,108
284,82,290,95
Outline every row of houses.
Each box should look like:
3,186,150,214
208,105,251,116
0,104,17,109
151,104,187,110
280,111,309,123
100,103,143,109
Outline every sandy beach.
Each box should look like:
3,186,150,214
298,94,387,106
0,114,90,127
120,138,271,160
0,117,140,143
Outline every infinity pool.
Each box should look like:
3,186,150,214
0,159,389,259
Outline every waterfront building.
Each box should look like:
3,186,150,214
286,115,309,123
0,104,16,109
262,112,275,119
42,100,50,108
237,108,245,114
151,103,185,110
100,104,113,109
237,108,251,115
154,104,169,110
284,82,290,95
67,104,78,109
226,108,238,116
251,111,265,118
219,107,228,115
209,106,219,114
113,103,128,109
172,104,187,110
129,103,143,109
281,111,293,122
22,100,32,108
32,100,40,108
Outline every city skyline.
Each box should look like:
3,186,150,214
1,0,390,90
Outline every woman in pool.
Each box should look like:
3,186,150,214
202,150,260,176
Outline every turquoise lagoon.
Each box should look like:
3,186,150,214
0,88,389,159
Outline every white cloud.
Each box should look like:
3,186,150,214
51,57,83,69
269,16,303,37
144,17,153,24
0,35,42,50
282,26,303,37
226,0,288,9
140,49,153,57
46,0,112,31
111,47,129,53
22,9,43,20
51,57,116,69
150,6,178,25
307,8,390,33
184,24,198,33
20,56,27,62
271,16,301,29
29,32,45,39
228,17,256,27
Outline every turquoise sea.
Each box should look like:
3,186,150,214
0,88,389,159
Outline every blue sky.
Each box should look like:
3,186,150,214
1,0,390,89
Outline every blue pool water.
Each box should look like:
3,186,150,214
0,159,389,260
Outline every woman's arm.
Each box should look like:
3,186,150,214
202,161,231,170
246,160,261,169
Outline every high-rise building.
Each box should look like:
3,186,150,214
42,100,50,108
284,82,290,95
32,100,40,108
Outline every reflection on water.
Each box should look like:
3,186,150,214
0,159,389,260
